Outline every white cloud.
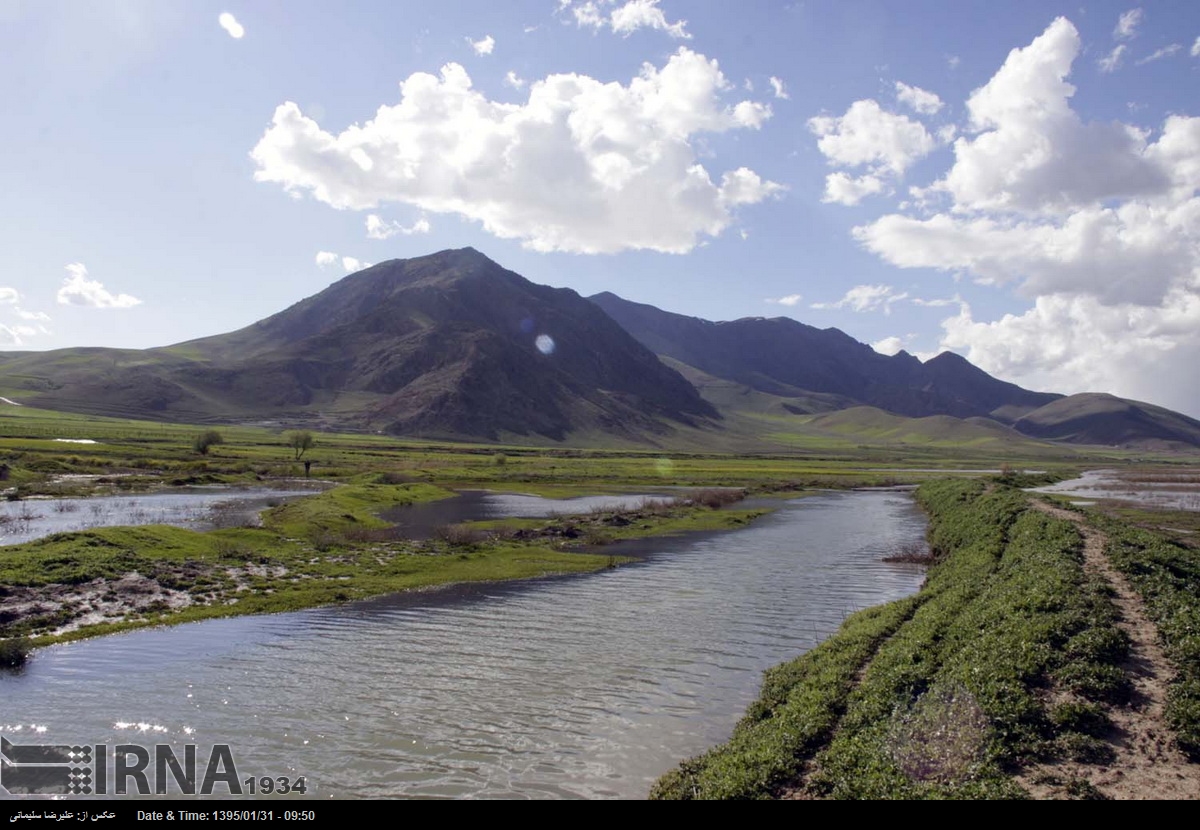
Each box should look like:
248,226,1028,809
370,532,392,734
365,214,432,239
1114,8,1143,40
947,55,961,70
0,288,18,305
808,100,936,176
218,12,244,39
566,1,689,39
911,295,959,308
14,307,50,321
610,1,690,39
765,293,803,306
940,294,1200,415
1193,36,1200,58
469,35,495,56
894,81,943,115
768,77,789,100
571,1,605,29
926,18,1171,214
811,284,909,314
1098,44,1126,73
252,48,780,254
822,172,885,206
55,263,141,309
504,70,525,89
315,251,372,273
872,335,907,356
1136,44,1181,65
0,325,26,347
837,17,1200,415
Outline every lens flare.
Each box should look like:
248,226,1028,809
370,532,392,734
535,334,555,355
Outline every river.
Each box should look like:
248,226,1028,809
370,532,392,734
0,489,927,799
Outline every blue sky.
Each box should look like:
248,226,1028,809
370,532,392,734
2,1,1199,416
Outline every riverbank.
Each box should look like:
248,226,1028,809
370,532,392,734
0,479,767,648
652,478,1200,799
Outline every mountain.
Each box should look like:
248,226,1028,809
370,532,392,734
1013,394,1200,450
588,291,1060,420
0,249,714,441
0,249,1196,451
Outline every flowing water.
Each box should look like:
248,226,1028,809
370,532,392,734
0,489,927,799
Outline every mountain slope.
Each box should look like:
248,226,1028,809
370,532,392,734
1014,394,1200,450
588,291,1060,420
0,249,714,441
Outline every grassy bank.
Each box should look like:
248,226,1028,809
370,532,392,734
0,478,770,646
653,479,1136,799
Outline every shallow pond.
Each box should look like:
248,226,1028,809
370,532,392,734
0,486,326,546
1031,469,1200,511
0,489,927,799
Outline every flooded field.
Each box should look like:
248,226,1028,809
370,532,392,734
0,486,327,547
1032,469,1200,511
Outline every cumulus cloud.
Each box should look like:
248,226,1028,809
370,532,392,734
0,288,18,305
253,48,780,254
894,81,943,115
315,251,372,273
218,12,244,39
1136,44,1181,65
940,294,1200,415
610,1,690,39
1114,8,1143,40
1098,44,1126,73
811,284,909,315
926,18,1171,214
769,77,789,100
808,98,937,205
765,293,802,306
809,100,935,176
365,214,432,239
504,70,525,89
55,263,141,309
872,336,908,356
566,1,690,39
469,35,495,56
822,172,885,206
837,17,1200,415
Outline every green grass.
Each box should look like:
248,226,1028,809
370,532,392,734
653,480,1132,799
1089,513,1200,758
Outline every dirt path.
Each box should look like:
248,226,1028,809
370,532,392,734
1021,500,1200,799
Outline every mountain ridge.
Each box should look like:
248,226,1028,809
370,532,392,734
0,248,1193,450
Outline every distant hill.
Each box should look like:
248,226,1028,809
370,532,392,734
588,291,1060,420
1013,394,1200,450
589,292,1200,450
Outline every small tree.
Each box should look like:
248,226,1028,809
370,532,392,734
286,430,315,460
193,429,224,455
